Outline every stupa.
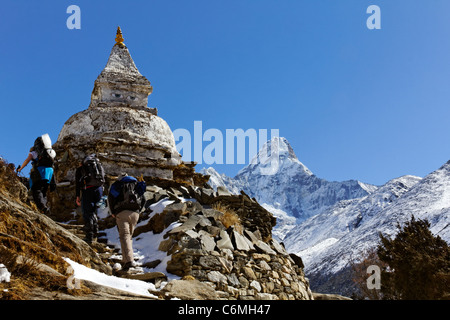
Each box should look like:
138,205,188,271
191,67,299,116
51,27,197,213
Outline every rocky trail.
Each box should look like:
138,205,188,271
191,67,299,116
55,219,169,294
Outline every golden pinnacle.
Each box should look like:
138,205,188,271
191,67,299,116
115,26,125,47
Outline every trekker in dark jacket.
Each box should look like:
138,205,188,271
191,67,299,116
76,154,105,244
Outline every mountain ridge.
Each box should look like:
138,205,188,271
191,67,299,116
202,136,378,230
202,138,450,295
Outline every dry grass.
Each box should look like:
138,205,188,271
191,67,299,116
0,158,92,299
212,202,243,234
0,245,73,300
0,158,28,203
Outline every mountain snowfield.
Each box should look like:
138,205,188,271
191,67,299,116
284,175,423,275
204,137,376,217
202,137,450,294
203,137,379,239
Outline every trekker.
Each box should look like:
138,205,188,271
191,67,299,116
75,154,105,244
17,134,56,214
107,173,146,271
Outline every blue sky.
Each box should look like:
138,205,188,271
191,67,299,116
1,1,450,186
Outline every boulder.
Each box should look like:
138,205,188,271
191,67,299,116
160,279,219,300
312,292,352,300
217,230,234,251
199,231,216,252
217,186,232,197
232,230,251,251
254,240,276,255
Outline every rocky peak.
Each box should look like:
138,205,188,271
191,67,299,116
238,136,313,178
205,137,375,223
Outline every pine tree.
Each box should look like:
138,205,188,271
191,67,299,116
377,215,450,300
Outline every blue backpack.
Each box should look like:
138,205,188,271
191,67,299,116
109,176,146,214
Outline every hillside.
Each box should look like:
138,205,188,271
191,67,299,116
0,158,314,300
288,161,450,295
0,158,142,299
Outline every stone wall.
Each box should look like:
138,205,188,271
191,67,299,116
138,182,313,300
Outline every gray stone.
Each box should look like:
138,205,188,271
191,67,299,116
185,201,203,215
121,272,167,282
243,234,255,250
217,230,234,250
164,202,187,214
179,234,201,249
271,239,287,255
242,267,257,280
199,231,216,252
199,256,222,270
312,292,352,300
255,240,276,255
244,229,260,244
161,279,219,300
256,293,278,300
206,225,221,237
198,215,212,227
169,215,201,234
158,238,175,252
227,273,241,287
239,275,249,288
184,229,199,239
163,210,181,228
221,249,234,261
207,271,228,284
202,209,224,220
232,230,251,251
141,260,162,269
258,260,271,271
250,280,262,292
217,186,232,196
218,257,233,274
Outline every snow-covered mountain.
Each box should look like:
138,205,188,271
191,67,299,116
288,160,450,295
285,175,422,279
202,137,450,295
202,137,378,239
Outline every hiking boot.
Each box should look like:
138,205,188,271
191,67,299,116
122,261,136,271
83,236,97,244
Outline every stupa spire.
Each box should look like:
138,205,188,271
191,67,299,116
115,26,125,47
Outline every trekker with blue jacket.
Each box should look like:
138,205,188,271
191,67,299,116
17,134,56,214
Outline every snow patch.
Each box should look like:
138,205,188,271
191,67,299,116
297,238,339,267
0,264,11,283
64,258,158,298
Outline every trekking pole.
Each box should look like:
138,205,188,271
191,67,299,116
16,165,26,178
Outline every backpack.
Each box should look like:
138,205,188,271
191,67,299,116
109,176,146,214
33,134,56,167
81,154,105,187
